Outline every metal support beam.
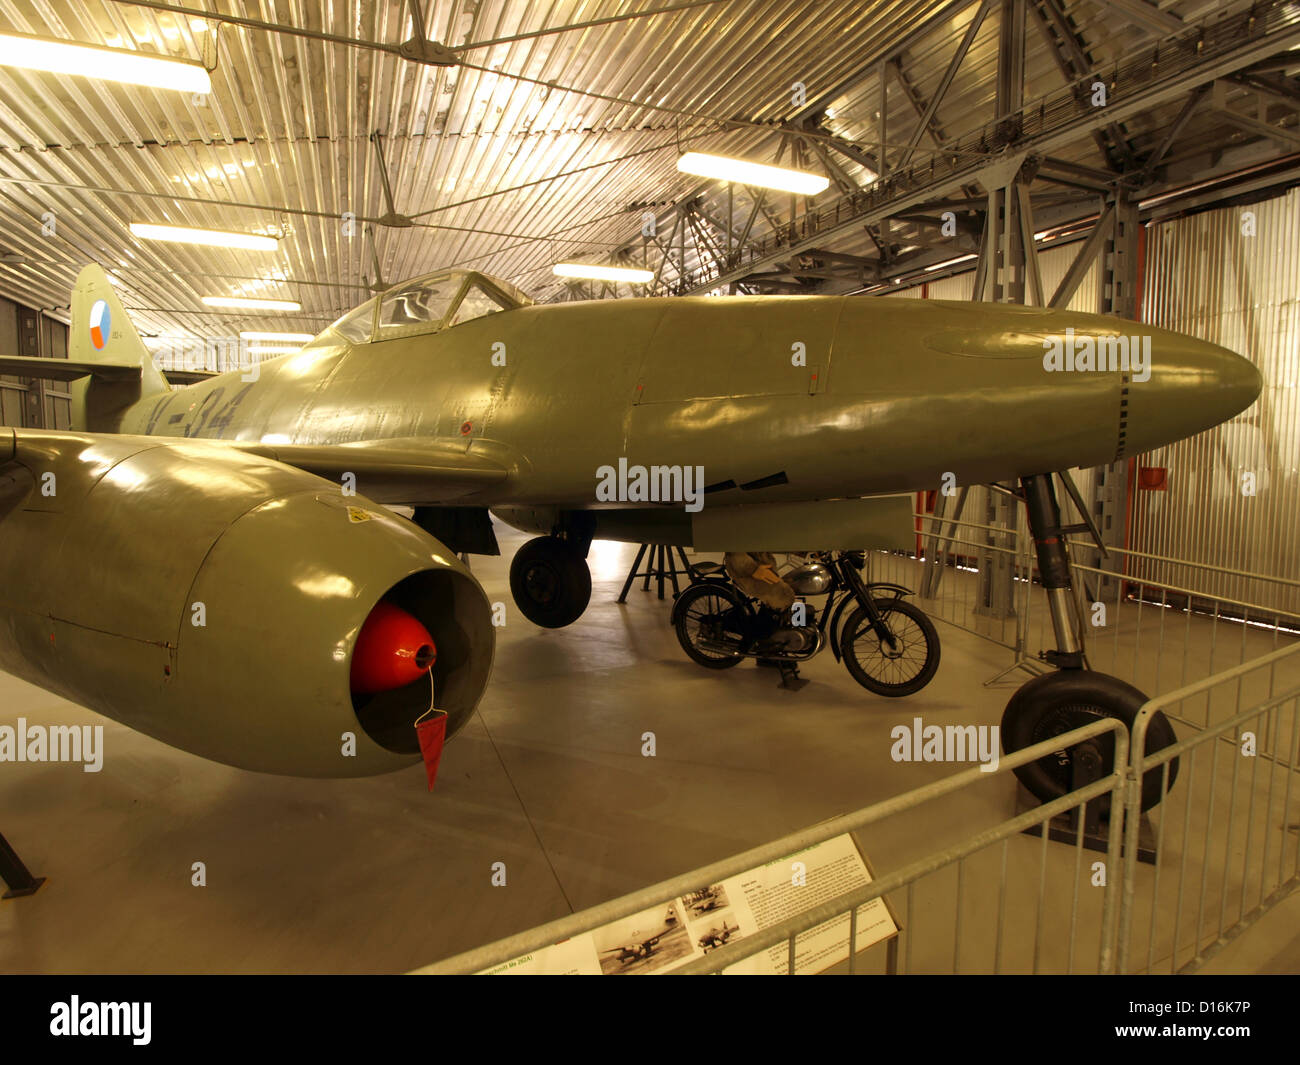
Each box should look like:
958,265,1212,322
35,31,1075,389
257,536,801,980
805,137,862,195
896,0,993,170
1087,0,1184,37
1089,189,1140,594
813,133,882,175
974,0,1030,620
735,191,766,251
876,61,890,173
970,204,991,301
890,58,952,157
585,2,1300,302
1048,204,1112,307
792,0,980,124
997,0,1026,120
686,206,726,271
650,210,683,291
1030,0,1136,170
1229,72,1300,109
1096,190,1140,321
1137,85,1209,182
1242,52,1300,74
1209,102,1300,150
1016,183,1044,306
803,248,879,267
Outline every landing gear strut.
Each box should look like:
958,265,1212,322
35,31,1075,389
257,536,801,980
1001,474,1179,812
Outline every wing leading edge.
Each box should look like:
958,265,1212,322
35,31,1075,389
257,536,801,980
1,428,512,508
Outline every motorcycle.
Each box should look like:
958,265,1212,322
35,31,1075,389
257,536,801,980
670,550,940,696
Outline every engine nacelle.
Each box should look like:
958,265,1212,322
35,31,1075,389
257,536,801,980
0,431,494,777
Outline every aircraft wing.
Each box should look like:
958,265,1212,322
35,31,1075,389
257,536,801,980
229,436,511,504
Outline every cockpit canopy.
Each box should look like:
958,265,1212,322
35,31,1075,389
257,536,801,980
324,270,531,346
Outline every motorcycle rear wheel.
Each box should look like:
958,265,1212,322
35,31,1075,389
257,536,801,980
673,582,750,670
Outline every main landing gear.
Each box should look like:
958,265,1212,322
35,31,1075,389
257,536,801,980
1002,473,1179,813
509,515,596,628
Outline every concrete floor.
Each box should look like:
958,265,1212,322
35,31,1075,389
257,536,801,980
1,526,1296,974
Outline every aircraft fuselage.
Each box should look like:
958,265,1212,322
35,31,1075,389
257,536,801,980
111,293,1261,513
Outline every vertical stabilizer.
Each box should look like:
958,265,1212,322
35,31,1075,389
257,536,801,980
68,263,169,429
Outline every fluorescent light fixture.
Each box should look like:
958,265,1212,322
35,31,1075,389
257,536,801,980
201,295,301,311
677,152,830,195
553,262,654,283
0,31,211,94
239,331,314,341
130,223,277,251
924,253,978,273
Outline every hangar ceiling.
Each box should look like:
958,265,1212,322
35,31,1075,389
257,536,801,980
0,0,1297,348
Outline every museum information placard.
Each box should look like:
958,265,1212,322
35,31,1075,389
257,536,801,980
481,834,896,975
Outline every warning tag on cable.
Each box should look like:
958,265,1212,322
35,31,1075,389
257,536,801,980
415,709,449,791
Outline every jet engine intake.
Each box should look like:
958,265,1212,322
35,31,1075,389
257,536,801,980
0,432,495,776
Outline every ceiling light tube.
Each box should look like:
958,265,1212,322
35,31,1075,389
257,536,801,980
677,152,830,195
0,31,212,94
131,223,277,251
239,331,314,341
552,263,654,283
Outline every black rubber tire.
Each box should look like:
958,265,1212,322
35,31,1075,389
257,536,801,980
1000,670,1179,814
509,536,592,628
672,582,749,670
840,599,941,697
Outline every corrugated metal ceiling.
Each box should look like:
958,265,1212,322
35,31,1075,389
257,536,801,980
0,0,1288,344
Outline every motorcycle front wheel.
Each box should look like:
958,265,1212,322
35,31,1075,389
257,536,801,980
673,582,750,670
840,599,941,696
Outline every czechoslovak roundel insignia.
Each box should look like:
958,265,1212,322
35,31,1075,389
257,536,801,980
89,300,110,350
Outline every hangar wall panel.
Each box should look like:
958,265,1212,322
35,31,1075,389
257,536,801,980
1137,188,1300,617
0,296,71,429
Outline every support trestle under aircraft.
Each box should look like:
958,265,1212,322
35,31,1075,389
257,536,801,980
0,264,1260,806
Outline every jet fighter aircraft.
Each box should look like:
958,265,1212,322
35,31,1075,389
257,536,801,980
601,928,674,966
684,886,725,916
0,264,1261,795
699,921,740,953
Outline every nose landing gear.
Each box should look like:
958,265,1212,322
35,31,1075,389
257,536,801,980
1002,473,1179,812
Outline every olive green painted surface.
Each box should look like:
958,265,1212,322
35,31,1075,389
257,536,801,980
691,495,916,553
0,264,1262,776
101,281,1260,510
0,428,492,777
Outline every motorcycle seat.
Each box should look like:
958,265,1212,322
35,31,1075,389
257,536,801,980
689,561,728,580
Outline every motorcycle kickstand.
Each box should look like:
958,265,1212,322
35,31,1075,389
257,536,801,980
777,661,808,691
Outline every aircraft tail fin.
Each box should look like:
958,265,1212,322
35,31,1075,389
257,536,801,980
68,264,170,429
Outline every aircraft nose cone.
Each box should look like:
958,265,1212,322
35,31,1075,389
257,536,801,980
1122,332,1261,455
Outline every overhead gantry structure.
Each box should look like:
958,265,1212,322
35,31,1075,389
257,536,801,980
561,0,1300,303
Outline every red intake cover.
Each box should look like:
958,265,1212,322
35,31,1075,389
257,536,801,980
350,601,437,694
